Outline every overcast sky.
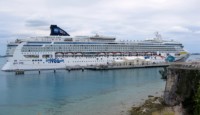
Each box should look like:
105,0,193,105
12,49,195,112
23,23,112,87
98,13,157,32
0,0,200,55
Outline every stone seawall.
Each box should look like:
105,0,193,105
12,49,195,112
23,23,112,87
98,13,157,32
164,63,200,114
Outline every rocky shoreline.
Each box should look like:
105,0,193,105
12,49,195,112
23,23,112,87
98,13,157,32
129,96,184,115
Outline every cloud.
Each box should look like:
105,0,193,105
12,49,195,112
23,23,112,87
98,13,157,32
0,0,200,54
26,20,49,27
194,31,200,34
167,26,192,33
25,14,51,27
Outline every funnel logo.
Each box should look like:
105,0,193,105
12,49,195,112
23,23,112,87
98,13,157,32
50,25,70,36
60,30,65,34
54,28,59,33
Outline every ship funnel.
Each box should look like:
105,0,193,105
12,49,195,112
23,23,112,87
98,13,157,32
50,25,70,36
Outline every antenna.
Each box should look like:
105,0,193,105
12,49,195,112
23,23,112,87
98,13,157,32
155,32,162,40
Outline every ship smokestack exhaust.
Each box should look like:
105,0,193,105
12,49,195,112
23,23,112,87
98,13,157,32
50,25,70,36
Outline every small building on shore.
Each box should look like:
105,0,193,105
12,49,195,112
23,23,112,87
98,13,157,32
113,56,152,66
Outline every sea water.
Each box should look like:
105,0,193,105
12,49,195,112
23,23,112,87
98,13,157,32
0,57,167,115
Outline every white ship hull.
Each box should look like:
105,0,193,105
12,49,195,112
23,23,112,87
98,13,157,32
2,55,189,71
2,57,117,71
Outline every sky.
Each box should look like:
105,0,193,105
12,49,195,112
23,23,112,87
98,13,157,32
0,0,200,55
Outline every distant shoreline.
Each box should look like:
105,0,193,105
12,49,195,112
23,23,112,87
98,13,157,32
190,53,200,55
0,56,6,58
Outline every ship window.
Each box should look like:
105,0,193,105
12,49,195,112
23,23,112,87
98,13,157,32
24,55,39,58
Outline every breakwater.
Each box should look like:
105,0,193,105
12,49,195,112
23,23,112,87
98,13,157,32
164,62,200,114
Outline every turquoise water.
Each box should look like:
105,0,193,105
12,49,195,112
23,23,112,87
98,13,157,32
0,58,166,115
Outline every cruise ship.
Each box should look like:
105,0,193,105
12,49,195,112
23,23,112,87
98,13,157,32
2,25,189,71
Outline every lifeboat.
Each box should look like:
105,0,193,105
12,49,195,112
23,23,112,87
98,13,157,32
98,53,105,55
108,52,113,55
74,52,83,55
55,52,64,56
65,52,73,55
114,52,121,55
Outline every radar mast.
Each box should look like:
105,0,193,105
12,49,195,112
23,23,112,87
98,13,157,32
154,32,162,40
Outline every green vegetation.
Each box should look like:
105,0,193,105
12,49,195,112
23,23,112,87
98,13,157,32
159,67,167,80
152,111,174,115
174,70,200,114
194,83,200,115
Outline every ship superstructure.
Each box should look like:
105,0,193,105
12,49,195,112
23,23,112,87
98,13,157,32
2,25,189,71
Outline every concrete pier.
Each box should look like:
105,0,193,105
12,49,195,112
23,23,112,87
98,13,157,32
86,63,170,70
11,63,171,75
66,66,85,71
15,70,25,75
12,62,196,74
